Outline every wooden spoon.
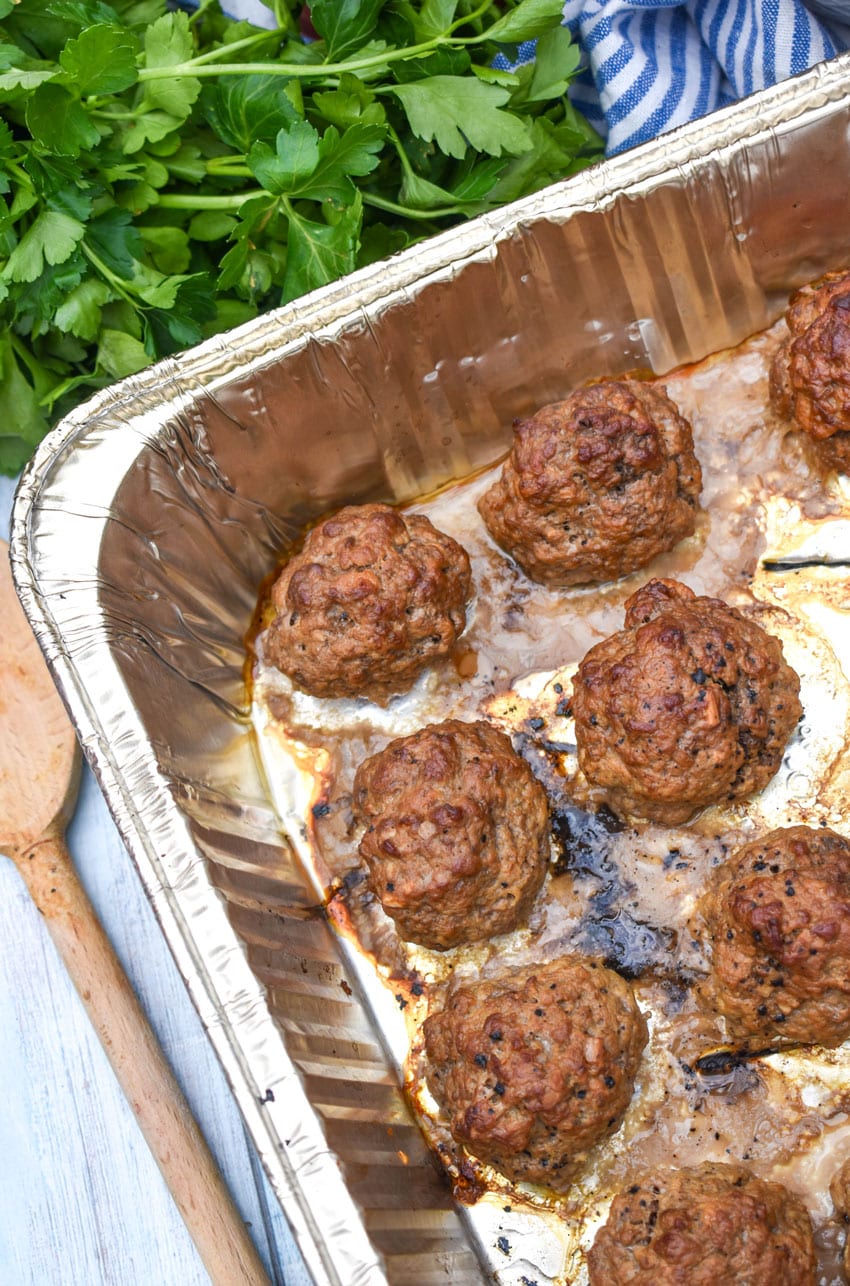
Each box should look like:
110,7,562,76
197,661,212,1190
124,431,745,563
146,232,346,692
0,540,270,1286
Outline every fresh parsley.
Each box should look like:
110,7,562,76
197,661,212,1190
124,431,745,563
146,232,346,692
0,0,602,474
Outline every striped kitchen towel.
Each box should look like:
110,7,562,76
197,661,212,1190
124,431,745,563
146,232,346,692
561,0,850,154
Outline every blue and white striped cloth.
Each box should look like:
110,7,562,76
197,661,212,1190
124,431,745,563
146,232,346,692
559,0,850,154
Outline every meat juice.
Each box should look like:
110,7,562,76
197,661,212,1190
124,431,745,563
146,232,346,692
251,319,850,1284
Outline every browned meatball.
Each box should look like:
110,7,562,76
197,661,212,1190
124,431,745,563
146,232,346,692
770,269,850,472
587,1162,816,1285
353,720,549,950
478,380,701,586
264,504,472,702
830,1157,850,1277
698,826,850,1051
423,957,647,1188
571,579,802,825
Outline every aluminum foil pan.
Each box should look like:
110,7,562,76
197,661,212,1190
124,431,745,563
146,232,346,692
11,52,850,1286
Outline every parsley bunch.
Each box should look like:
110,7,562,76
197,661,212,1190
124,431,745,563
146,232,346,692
0,0,601,474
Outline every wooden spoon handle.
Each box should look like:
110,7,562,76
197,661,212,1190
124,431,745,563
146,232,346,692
18,829,270,1286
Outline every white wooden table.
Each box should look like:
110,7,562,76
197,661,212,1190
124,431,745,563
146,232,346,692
1,475,311,1284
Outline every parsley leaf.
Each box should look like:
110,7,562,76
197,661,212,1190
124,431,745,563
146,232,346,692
54,277,112,340
309,0,384,62
138,225,191,274
59,23,139,95
47,2,124,28
0,329,50,466
3,210,85,282
391,77,533,159
293,123,385,204
204,74,301,152
146,272,216,350
11,254,85,333
216,238,250,294
26,84,101,156
392,48,470,81
142,11,200,119
282,190,362,303
111,0,167,26
24,153,96,220
412,1,459,41
311,75,385,129
121,110,184,154
188,211,238,242
248,121,321,195
526,25,580,102
85,207,143,275
399,168,457,210
485,0,567,43
0,67,58,94
451,156,506,201
484,114,597,205
97,326,150,377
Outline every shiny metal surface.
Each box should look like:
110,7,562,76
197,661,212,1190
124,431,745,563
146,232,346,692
10,53,850,1286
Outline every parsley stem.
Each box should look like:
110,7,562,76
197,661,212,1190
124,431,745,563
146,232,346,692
270,1,298,34
380,126,464,218
80,242,140,309
386,123,418,183
90,108,147,120
157,192,266,209
187,0,217,26
204,166,252,177
189,27,285,67
138,38,444,82
447,1,494,35
157,186,462,221
5,160,30,186
138,15,510,83
362,193,463,220
9,332,45,383
204,159,251,177
140,0,507,82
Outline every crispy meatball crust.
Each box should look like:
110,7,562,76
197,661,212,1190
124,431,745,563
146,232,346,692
265,503,472,702
353,720,549,950
587,1162,816,1286
478,380,701,587
571,579,802,825
770,269,850,472
698,826,850,1051
423,957,647,1188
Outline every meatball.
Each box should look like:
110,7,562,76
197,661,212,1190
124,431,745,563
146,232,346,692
587,1162,816,1285
353,720,549,950
571,579,802,825
478,380,701,586
264,503,472,702
422,957,647,1188
770,269,850,472
698,826,850,1051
